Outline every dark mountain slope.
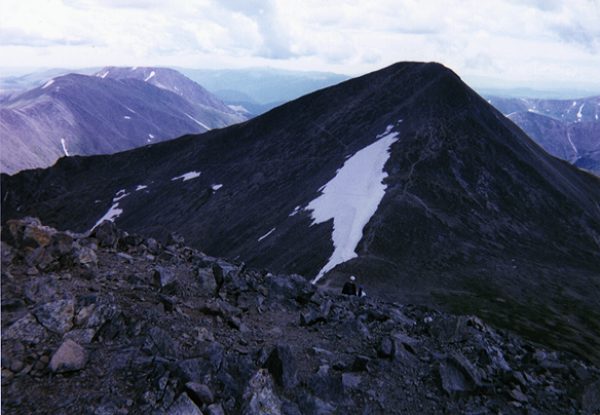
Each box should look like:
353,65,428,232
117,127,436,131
3,62,600,361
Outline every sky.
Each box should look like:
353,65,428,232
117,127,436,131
1,0,599,92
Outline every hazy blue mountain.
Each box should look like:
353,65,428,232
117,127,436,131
0,67,246,174
487,95,600,174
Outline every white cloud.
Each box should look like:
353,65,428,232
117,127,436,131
0,0,599,90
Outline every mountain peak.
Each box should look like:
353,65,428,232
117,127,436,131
3,61,600,363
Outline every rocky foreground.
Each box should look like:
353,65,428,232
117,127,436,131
1,218,599,414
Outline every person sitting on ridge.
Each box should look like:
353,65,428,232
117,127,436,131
341,275,358,295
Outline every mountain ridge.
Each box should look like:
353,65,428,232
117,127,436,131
3,61,600,362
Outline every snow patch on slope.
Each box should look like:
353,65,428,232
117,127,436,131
135,185,148,191
144,71,155,82
185,113,211,131
258,228,276,242
171,171,201,182
42,79,55,89
60,138,69,156
91,189,131,231
211,184,223,191
308,126,399,283
577,104,585,121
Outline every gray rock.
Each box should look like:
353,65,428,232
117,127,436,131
49,232,74,257
438,353,483,395
264,345,299,389
76,246,98,267
34,299,75,334
197,267,217,293
3,313,48,344
85,301,119,328
24,276,58,303
342,373,361,390
510,386,528,403
153,266,176,289
206,403,225,415
146,238,161,255
142,327,181,358
378,337,394,358
167,392,203,415
186,382,214,405
63,328,97,344
242,369,283,415
93,221,119,248
49,339,88,373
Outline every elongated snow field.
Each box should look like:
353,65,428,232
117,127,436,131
309,126,398,282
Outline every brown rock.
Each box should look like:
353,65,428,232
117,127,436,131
49,340,88,373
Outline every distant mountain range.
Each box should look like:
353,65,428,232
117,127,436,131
3,62,600,362
178,68,350,116
0,67,246,174
486,95,600,174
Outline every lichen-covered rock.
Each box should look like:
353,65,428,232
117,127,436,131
3,313,48,344
242,369,283,415
34,299,75,334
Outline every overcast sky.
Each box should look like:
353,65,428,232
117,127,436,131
1,0,599,91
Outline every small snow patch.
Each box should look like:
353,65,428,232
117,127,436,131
135,185,148,191
144,71,155,82
98,71,109,79
90,189,130,231
289,205,301,217
171,171,201,182
211,184,223,191
125,106,136,114
131,66,138,71
42,79,54,89
148,133,155,139
258,228,276,242
577,104,585,120
123,115,131,120
228,104,250,114
60,138,69,156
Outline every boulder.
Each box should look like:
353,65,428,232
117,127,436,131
197,267,217,293
438,352,483,395
34,299,75,334
185,382,214,405
92,221,119,248
167,392,202,415
153,266,176,289
264,345,299,389
49,339,88,373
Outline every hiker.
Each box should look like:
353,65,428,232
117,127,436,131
341,275,358,295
